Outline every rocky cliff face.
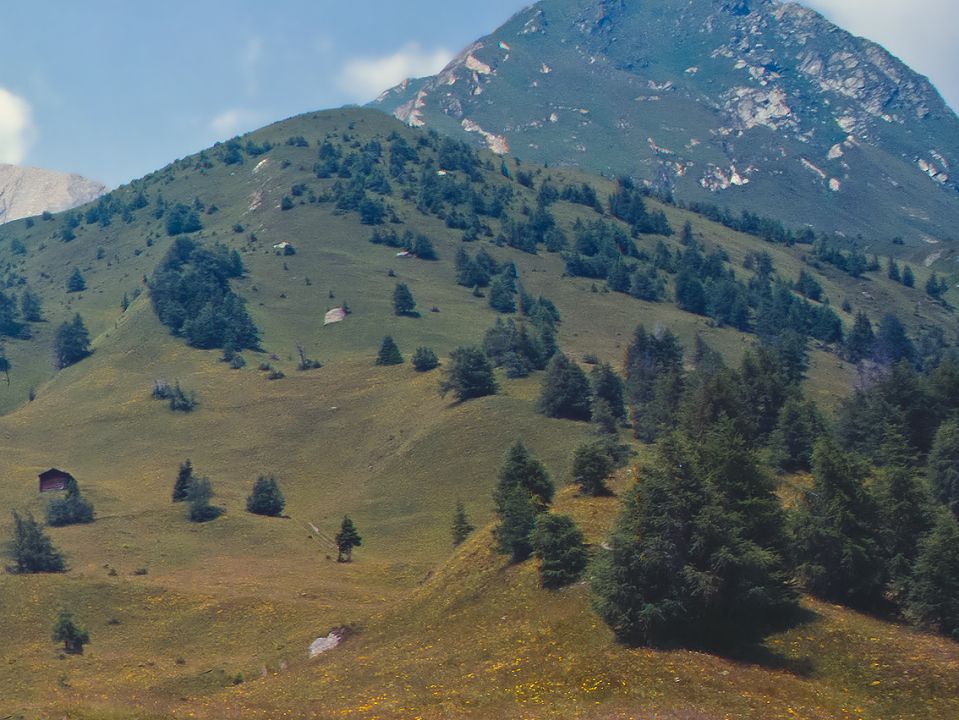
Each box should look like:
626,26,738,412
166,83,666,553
0,164,106,225
373,0,959,250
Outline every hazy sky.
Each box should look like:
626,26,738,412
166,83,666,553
0,0,955,188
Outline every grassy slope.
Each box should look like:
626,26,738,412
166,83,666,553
0,108,955,717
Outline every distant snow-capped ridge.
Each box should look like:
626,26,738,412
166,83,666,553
0,164,106,225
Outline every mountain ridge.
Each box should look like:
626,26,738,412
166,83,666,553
0,163,106,225
372,0,959,251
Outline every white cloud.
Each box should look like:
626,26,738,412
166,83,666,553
0,87,34,165
209,108,262,138
337,44,453,103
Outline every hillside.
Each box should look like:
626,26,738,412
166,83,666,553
0,107,956,718
0,163,105,225
373,0,959,255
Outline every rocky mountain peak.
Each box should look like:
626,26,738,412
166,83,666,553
0,164,106,225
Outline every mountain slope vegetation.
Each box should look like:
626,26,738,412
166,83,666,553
0,107,956,719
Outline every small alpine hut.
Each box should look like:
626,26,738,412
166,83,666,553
39,468,74,493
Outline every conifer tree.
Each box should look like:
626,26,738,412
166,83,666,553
451,501,474,546
902,264,915,288
411,346,439,372
768,395,824,473
52,609,90,654
876,458,934,599
531,514,589,589
11,511,65,573
172,460,194,502
844,311,875,363
493,484,537,563
590,362,626,421
928,420,959,519
392,283,417,316
438,346,497,401
67,267,86,292
592,433,794,647
46,477,95,527
572,440,615,496
494,442,554,512
375,335,404,365
54,314,92,369
905,512,959,639
538,353,592,420
335,516,362,562
246,475,285,517
186,476,222,523
793,438,886,608
591,398,619,435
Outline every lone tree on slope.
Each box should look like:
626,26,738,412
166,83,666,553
335,516,362,563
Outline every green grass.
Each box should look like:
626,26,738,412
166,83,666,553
0,107,956,718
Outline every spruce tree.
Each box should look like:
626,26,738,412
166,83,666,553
438,346,497,401
902,264,915,288
494,442,554,512
375,335,404,365
793,438,886,608
844,311,875,363
928,420,959,519
531,514,589,589
46,478,95,527
572,440,615,496
54,314,92,369
876,460,934,599
592,433,793,647
590,362,626,421
591,398,619,435
876,314,915,366
392,283,417,316
52,609,90,655
538,353,592,421
335,516,362,562
493,484,537,563
11,511,65,573
905,512,959,639
67,267,86,292
172,460,194,502
411,346,439,372
246,475,285,517
768,395,823,473
186,476,222,523
451,501,474,546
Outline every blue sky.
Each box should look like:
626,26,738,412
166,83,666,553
1,0,956,188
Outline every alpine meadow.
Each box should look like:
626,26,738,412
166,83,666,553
1,1,959,719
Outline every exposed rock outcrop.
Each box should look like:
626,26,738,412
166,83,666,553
0,164,106,225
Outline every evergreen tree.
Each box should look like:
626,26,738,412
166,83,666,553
876,314,915,366
392,283,417,316
246,475,285,517
172,460,194,502
54,314,92,369
592,433,794,647
793,438,886,608
411,347,439,372
493,484,537,563
46,478,95,527
335,516,362,562
905,512,959,639
11,511,65,573
928,420,959,519
439,346,497,401
451,501,475,546
21,289,43,322
844,311,875,363
902,264,915,288
488,275,517,314
572,440,615,496
590,362,626,420
494,442,554,512
187,476,223,523
67,268,86,292
625,325,684,442
768,395,824,473
887,257,901,282
876,458,934,599
538,353,592,420
375,335,404,365
591,398,619,435
52,609,90,655
531,514,589,589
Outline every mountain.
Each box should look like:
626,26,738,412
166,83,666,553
0,107,957,718
373,0,959,252
0,163,106,225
